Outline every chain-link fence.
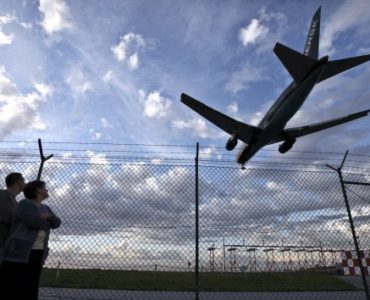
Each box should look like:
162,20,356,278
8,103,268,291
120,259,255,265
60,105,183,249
1,144,370,300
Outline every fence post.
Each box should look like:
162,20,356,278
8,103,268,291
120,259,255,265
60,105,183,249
327,151,370,300
195,142,199,300
37,138,53,180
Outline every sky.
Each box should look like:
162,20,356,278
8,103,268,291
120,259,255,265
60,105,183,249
0,0,369,161
1,0,370,271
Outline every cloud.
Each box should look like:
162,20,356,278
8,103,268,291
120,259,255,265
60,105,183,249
227,102,238,114
238,8,287,53
0,66,51,138
239,18,269,47
89,129,102,140
0,31,14,45
141,91,171,119
102,70,113,83
39,0,72,35
111,33,146,70
65,67,92,95
225,64,264,94
0,66,17,96
100,118,112,128
0,14,15,45
172,117,223,139
128,53,139,70
199,146,219,159
34,82,53,97
20,22,32,29
0,15,15,24
247,111,263,126
321,0,370,54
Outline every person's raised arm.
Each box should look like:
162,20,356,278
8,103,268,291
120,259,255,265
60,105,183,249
45,206,61,229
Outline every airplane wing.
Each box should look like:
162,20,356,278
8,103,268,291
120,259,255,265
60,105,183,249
181,93,261,144
269,109,370,144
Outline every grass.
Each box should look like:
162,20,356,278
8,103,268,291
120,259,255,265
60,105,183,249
40,269,357,291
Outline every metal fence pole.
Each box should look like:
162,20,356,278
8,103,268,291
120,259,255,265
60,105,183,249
327,151,370,300
37,138,53,180
195,142,199,300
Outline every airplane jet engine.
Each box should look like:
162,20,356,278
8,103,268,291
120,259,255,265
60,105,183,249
278,138,296,153
226,135,238,151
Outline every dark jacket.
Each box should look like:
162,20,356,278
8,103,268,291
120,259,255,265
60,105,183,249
0,190,18,246
3,199,61,264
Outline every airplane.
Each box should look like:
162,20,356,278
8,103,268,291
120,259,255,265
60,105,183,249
180,7,370,167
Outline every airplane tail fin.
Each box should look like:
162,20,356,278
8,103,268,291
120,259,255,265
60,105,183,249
273,7,321,83
317,55,370,83
274,6,370,84
303,6,320,59
274,42,317,83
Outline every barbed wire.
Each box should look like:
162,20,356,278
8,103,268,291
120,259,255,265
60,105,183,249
2,146,370,163
0,139,368,157
1,140,369,173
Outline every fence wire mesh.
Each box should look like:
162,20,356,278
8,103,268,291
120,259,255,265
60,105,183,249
0,143,369,300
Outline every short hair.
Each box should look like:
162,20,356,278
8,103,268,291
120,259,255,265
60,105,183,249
5,173,24,187
23,180,46,200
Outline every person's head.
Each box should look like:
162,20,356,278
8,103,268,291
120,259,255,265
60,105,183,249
23,180,49,202
5,172,26,195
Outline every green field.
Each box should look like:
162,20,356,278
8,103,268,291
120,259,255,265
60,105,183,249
40,269,357,291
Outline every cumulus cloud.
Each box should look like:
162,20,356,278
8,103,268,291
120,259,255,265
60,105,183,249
140,90,171,119
0,14,35,45
34,82,53,97
102,70,113,83
46,162,196,239
65,67,92,95
0,15,15,24
0,66,51,138
39,0,72,35
227,102,238,114
89,129,102,140
128,52,139,70
20,22,32,29
238,8,287,52
0,31,14,45
239,19,269,47
100,117,113,128
0,66,16,96
48,160,369,269
111,33,146,70
0,14,15,45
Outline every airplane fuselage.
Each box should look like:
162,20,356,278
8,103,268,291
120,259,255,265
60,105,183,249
237,60,327,165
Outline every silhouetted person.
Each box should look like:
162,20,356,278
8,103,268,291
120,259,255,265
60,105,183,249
1,180,61,300
0,172,26,261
